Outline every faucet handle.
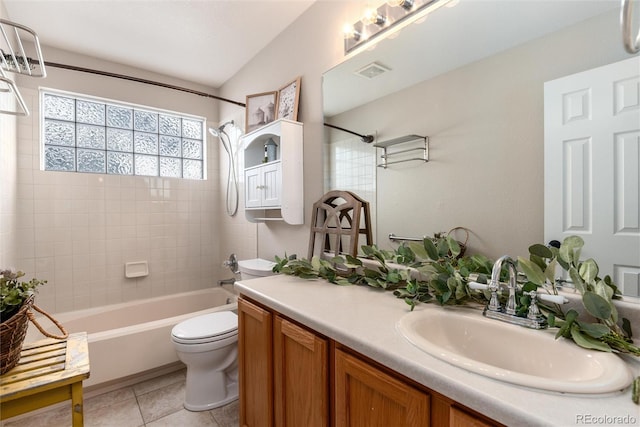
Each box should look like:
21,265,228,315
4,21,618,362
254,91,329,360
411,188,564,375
468,281,489,291
468,281,499,292
487,283,501,312
524,291,543,320
223,253,239,274
536,293,569,305
469,281,501,312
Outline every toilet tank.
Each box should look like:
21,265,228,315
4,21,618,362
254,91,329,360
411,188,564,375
238,258,277,280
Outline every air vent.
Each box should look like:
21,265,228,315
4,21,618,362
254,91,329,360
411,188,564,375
354,62,391,79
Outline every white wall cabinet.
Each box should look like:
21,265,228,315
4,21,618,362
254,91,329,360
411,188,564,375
245,161,282,208
242,119,303,224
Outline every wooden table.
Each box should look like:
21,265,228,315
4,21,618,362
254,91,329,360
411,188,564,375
1,332,90,426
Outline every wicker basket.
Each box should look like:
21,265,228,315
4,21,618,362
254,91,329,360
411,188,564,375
447,226,470,259
0,297,68,375
431,227,470,259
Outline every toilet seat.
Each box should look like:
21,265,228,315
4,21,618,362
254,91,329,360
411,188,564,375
172,311,238,345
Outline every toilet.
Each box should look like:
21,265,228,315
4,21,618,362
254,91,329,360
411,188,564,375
237,258,277,280
170,257,276,411
171,311,239,411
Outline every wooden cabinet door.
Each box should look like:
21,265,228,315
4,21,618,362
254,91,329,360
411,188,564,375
450,406,497,427
334,349,430,427
273,316,329,427
238,298,274,427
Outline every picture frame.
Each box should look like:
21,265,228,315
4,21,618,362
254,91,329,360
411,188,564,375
276,76,301,121
245,91,277,133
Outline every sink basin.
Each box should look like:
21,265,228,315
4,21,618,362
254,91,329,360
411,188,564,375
396,308,633,394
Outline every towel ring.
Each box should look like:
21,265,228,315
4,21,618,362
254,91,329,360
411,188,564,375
621,0,640,54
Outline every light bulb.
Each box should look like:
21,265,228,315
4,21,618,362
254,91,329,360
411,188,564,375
363,8,386,26
343,24,361,41
387,0,414,10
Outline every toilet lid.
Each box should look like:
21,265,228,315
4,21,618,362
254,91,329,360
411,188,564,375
172,311,238,341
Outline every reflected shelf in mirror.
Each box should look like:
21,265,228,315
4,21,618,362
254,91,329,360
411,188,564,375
374,135,428,168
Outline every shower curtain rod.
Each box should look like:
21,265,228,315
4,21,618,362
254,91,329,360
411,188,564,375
323,122,374,143
43,60,246,107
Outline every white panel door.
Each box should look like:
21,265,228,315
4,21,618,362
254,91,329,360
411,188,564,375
245,167,262,208
544,56,640,297
261,162,282,207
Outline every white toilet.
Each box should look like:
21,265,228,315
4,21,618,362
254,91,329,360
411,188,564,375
171,311,239,411
170,258,276,411
237,258,277,280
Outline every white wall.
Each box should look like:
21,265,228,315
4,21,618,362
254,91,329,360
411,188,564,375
219,1,357,260
10,45,224,313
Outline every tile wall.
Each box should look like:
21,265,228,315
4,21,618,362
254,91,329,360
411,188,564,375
0,79,18,271
324,135,377,237
5,88,223,313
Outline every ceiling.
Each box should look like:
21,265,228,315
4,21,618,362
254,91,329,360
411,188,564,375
2,0,316,88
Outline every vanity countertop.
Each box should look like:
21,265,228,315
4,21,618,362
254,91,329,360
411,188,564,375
235,274,640,427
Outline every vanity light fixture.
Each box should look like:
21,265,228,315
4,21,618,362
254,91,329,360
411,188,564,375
344,0,455,55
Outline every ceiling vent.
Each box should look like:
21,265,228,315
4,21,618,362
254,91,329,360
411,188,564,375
354,62,391,79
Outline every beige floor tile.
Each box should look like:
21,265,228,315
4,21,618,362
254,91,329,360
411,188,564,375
86,386,136,410
136,380,186,424
1,371,238,427
210,399,239,427
146,408,220,427
132,368,186,396
85,397,143,427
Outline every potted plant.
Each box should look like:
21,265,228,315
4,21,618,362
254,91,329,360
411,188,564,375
1,269,46,322
0,269,47,374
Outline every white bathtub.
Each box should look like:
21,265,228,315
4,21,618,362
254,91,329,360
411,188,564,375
26,287,237,388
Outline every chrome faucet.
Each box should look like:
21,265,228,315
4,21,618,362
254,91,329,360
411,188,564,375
491,255,518,315
471,255,548,329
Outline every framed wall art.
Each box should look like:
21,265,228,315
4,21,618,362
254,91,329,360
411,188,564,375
245,91,277,133
276,76,301,121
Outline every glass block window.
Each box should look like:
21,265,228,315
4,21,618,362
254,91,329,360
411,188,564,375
41,90,205,179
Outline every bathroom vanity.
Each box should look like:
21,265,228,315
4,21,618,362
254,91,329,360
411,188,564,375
235,275,639,427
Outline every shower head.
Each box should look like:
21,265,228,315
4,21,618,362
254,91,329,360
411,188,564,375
208,120,235,138
219,120,234,132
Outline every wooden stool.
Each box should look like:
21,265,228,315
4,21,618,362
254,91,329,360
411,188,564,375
308,190,373,259
1,332,90,426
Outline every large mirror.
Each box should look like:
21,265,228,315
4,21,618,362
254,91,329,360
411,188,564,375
323,0,640,297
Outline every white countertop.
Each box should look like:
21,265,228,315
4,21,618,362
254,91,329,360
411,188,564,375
235,274,640,427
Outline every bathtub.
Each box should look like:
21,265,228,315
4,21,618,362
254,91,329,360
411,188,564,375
25,287,237,388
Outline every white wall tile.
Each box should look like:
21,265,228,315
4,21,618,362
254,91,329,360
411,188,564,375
3,68,222,314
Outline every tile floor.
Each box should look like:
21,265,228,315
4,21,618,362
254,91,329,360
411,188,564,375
1,368,239,427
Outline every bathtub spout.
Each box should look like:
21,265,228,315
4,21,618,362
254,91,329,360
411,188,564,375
218,278,236,286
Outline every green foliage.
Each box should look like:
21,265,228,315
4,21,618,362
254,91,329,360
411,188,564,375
1,269,46,322
520,236,638,357
274,234,639,359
